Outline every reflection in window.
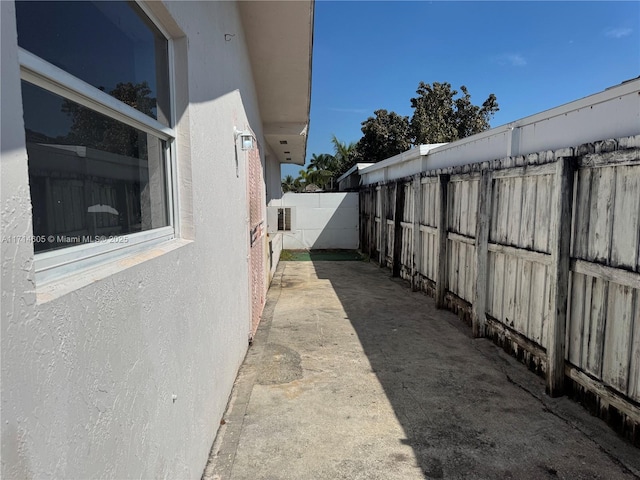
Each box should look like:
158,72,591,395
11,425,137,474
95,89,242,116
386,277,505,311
22,81,168,253
16,1,170,125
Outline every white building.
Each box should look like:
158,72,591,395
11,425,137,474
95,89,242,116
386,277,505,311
0,1,313,478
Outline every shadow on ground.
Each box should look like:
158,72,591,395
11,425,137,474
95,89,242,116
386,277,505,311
311,260,639,480
206,259,640,480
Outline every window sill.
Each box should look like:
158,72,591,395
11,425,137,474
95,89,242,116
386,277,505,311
36,237,192,304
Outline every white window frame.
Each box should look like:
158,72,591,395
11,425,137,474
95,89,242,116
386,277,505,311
277,207,293,232
18,1,178,285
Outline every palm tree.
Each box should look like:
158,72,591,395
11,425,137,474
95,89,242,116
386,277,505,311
309,153,336,172
281,174,297,193
298,168,317,187
331,135,355,162
331,135,358,177
306,154,337,190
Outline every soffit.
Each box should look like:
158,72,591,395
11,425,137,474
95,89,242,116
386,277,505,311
239,0,314,166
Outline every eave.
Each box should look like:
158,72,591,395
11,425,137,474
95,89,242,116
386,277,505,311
239,0,314,166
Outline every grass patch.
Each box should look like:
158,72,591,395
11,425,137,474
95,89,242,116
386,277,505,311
279,250,296,261
280,249,365,262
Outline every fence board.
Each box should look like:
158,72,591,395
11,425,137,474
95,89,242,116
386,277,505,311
448,182,457,233
587,167,615,264
465,244,476,304
528,262,548,346
427,181,438,227
515,258,532,339
386,220,394,268
520,176,536,250
568,272,586,366
489,178,499,243
468,179,479,236
504,254,518,327
572,259,640,289
585,276,607,377
404,183,413,223
488,243,551,265
579,275,593,371
460,181,469,236
491,252,505,321
421,232,432,280
401,225,413,281
534,175,552,253
458,242,467,300
497,179,510,244
573,168,592,258
487,249,495,318
602,283,635,394
449,239,458,294
508,176,524,246
611,166,640,271
436,175,450,307
629,297,640,401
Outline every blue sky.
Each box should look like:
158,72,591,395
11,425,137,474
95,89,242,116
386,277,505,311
282,1,639,179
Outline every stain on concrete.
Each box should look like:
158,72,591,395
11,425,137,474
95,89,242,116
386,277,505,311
256,343,302,385
390,452,409,463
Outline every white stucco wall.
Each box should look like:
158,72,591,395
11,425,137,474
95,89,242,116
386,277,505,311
268,193,359,250
264,154,283,202
1,2,269,478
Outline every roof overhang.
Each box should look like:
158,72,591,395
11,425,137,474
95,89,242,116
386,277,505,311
239,0,314,166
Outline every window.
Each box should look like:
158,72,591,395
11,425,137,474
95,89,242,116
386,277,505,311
16,1,176,281
277,208,292,232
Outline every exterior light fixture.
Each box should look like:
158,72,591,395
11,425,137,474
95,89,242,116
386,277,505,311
240,133,254,150
234,128,255,151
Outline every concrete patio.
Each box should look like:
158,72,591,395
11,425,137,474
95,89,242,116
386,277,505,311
203,260,640,480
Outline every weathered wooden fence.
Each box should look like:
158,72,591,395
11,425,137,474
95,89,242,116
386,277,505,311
359,136,640,445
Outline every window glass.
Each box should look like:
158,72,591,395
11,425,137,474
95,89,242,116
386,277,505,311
22,81,169,253
16,1,170,125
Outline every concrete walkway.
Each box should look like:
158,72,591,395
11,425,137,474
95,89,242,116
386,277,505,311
203,261,640,480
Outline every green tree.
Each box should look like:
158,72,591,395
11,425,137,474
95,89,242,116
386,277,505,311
410,81,498,144
297,168,324,191
308,154,338,190
331,135,358,178
61,81,156,157
281,175,297,193
291,137,359,193
309,153,337,173
355,109,412,163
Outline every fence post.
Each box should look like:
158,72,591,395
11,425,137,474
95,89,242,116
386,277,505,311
547,154,576,397
379,184,388,267
435,174,450,308
472,170,493,337
359,190,365,252
369,189,376,259
392,182,406,277
412,175,423,291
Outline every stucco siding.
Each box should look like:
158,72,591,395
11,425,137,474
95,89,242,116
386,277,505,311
1,1,270,478
272,193,359,250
